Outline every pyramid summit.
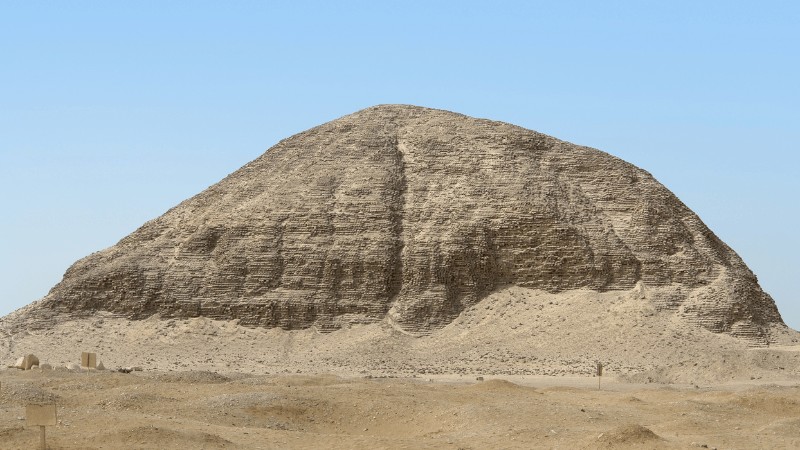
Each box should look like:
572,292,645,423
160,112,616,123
18,105,785,345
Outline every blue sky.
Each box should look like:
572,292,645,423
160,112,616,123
1,1,798,328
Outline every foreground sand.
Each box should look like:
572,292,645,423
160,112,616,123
1,369,799,449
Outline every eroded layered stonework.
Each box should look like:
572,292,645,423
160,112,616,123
33,105,783,343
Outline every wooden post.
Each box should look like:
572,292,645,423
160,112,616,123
596,362,603,390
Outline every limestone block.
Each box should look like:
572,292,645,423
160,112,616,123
15,354,39,370
81,352,97,369
25,355,39,370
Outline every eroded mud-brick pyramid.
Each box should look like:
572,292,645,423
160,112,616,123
29,105,783,345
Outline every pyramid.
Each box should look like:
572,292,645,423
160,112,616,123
23,105,784,345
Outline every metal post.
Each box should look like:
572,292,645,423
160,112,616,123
40,425,46,450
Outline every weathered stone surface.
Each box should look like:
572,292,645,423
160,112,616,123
81,352,97,369
13,354,39,370
26,354,39,370
25,105,783,344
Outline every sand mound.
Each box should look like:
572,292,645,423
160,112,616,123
199,392,279,410
758,417,800,435
99,391,178,410
152,370,231,384
100,426,233,449
1,382,59,405
196,393,330,431
466,378,531,391
597,424,663,446
266,374,349,387
728,390,800,414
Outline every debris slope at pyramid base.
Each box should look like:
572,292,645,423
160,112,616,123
3,286,798,384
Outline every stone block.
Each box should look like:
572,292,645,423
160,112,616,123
24,355,39,370
81,352,97,369
14,354,40,370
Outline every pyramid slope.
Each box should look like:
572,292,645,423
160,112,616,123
21,105,784,345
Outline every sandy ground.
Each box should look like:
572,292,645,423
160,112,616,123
3,287,800,385
1,369,800,449
3,286,800,448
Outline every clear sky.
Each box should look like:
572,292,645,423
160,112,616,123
1,2,798,328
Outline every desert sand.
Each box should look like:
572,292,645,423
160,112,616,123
3,286,800,448
2,368,800,449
